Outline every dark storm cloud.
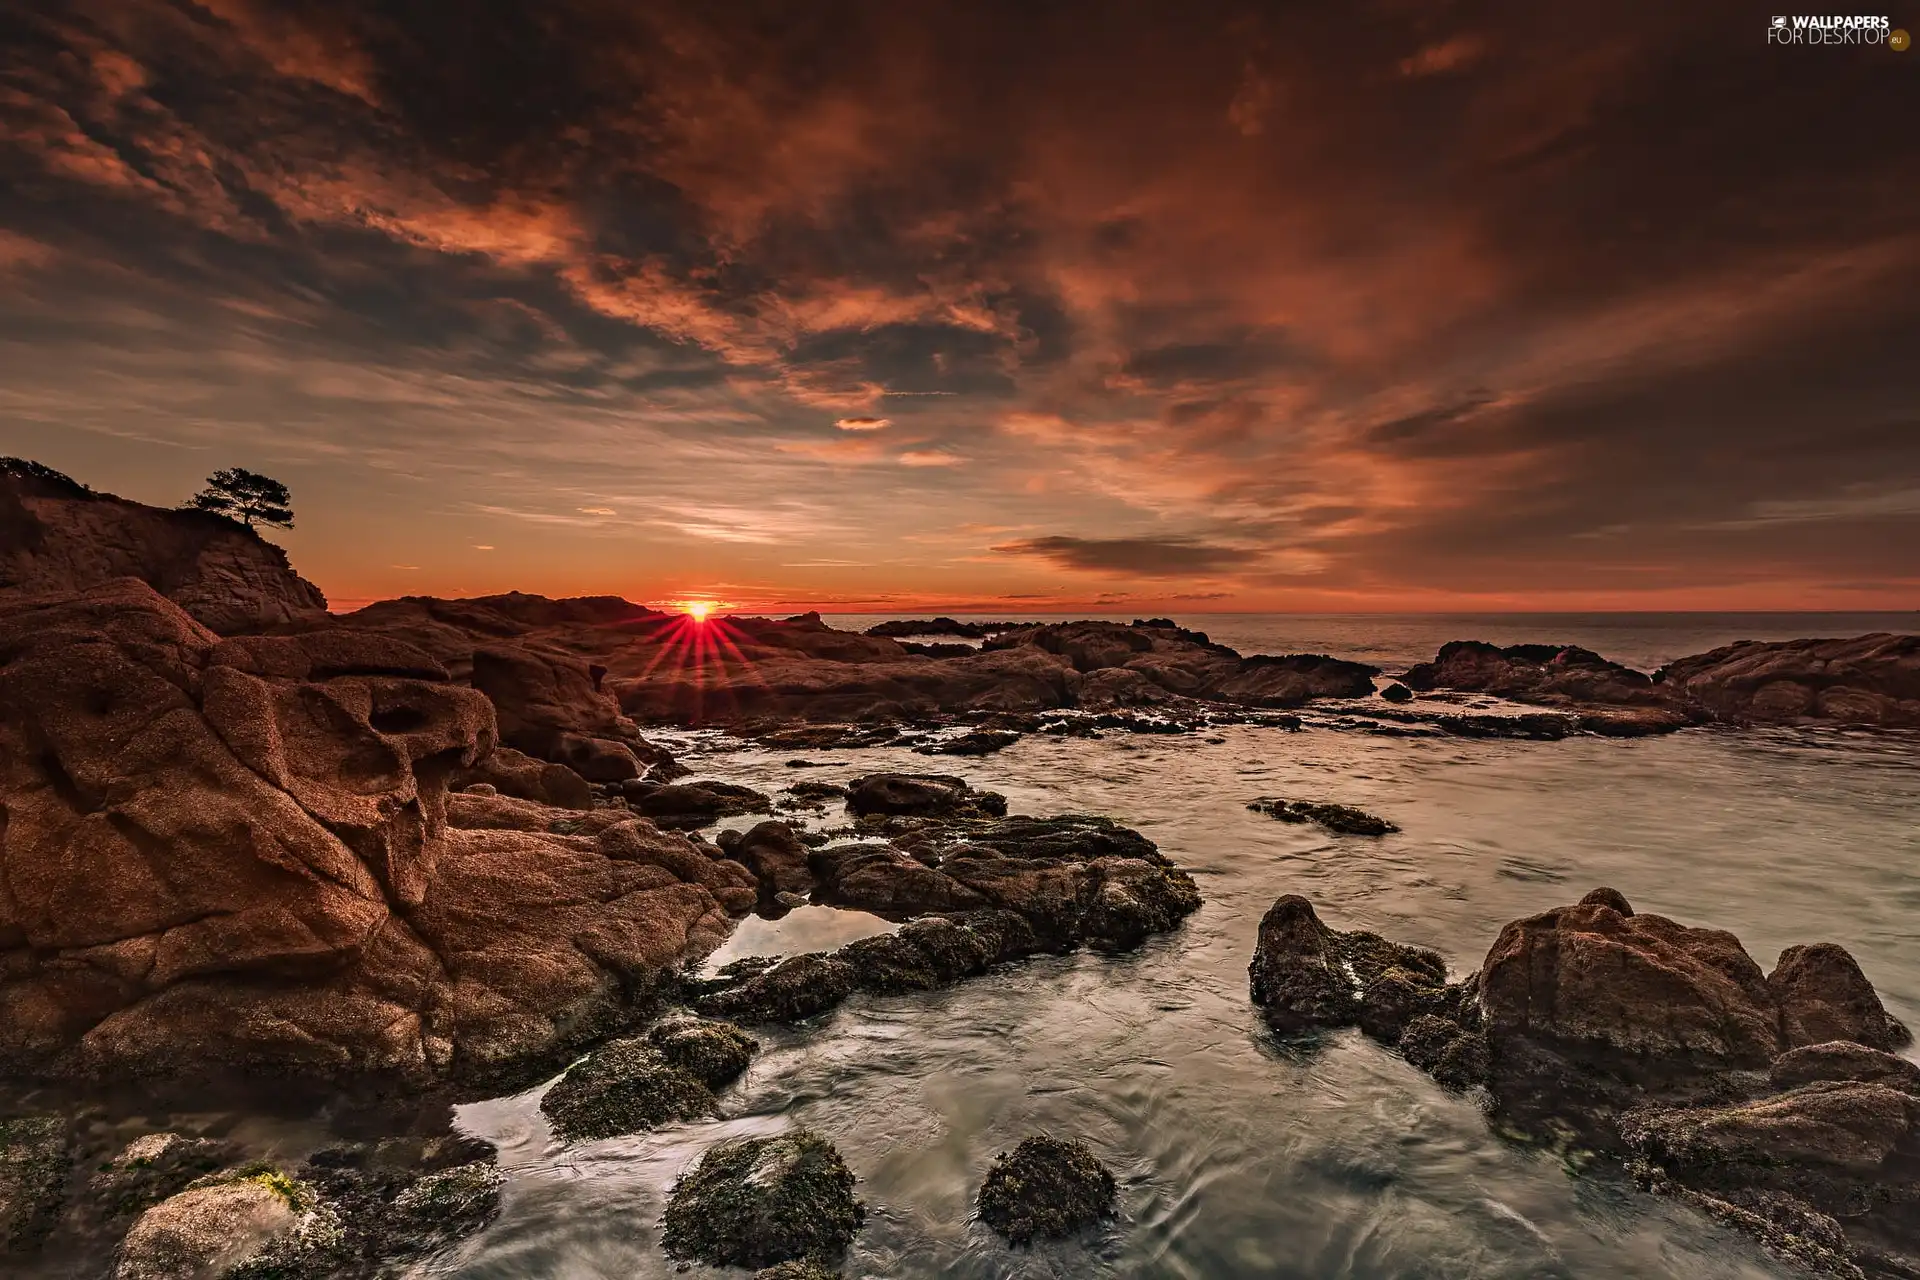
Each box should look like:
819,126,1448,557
993,536,1261,576
0,0,1915,606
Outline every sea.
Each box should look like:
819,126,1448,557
21,612,1920,1279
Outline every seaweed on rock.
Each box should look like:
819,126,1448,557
661,1129,864,1269
976,1135,1118,1246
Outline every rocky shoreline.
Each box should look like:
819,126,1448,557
4,465,1919,1275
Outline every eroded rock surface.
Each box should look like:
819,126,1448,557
0,582,746,1084
1658,633,1920,728
660,1129,864,1269
976,1135,1118,1246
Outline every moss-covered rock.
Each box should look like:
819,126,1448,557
0,1114,68,1254
541,1039,716,1141
1248,798,1399,836
90,1133,236,1220
661,1129,864,1268
296,1135,502,1270
115,1166,338,1280
752,1262,843,1280
647,1013,759,1089
976,1135,1118,1245
695,953,858,1025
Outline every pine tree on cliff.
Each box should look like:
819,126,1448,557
186,468,295,529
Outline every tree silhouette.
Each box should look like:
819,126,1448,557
187,468,295,529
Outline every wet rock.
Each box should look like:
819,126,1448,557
1770,1042,1920,1093
1247,896,1447,1036
1075,856,1204,952
753,1262,844,1280
1398,1015,1490,1090
1402,640,1699,724
1356,968,1453,1043
726,821,816,898
89,1132,235,1220
976,1135,1118,1245
840,917,998,993
1624,1083,1915,1177
295,1136,502,1271
845,773,1008,818
809,843,992,917
1578,886,1634,916
629,781,775,830
647,1012,759,1089
660,1129,864,1269
114,1169,335,1280
1478,895,1788,1089
1771,943,1913,1052
1379,682,1413,703
1248,798,1399,836
0,1115,67,1254
696,954,859,1025
915,730,1020,757
539,1038,717,1141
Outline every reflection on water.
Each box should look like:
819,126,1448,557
700,904,901,975
442,720,1920,1279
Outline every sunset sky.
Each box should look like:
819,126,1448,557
2,1,1916,613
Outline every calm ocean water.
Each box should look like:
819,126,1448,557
821,611,1920,673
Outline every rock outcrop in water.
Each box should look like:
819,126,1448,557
1249,888,1920,1275
1657,633,1920,729
976,1135,1118,1245
0,580,754,1084
0,462,328,634
1399,641,1701,735
661,1129,864,1270
1247,798,1399,835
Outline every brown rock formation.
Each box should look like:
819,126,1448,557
0,580,750,1083
1657,633,1920,728
0,465,327,634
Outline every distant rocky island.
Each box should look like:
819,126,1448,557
3,460,1919,1278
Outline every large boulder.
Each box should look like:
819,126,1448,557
0,582,743,1085
469,644,650,773
845,773,1007,819
976,1135,1118,1245
660,1130,864,1269
1658,633,1920,728
0,465,327,634
1476,891,1909,1107
1247,896,1451,1037
112,1174,322,1280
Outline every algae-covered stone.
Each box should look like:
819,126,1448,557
753,1262,843,1280
1248,798,1398,836
976,1134,1117,1245
696,953,858,1025
386,1161,504,1253
0,1114,68,1254
114,1167,337,1280
90,1132,236,1222
647,1013,759,1089
661,1129,864,1268
541,1039,716,1141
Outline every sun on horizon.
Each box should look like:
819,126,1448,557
684,600,713,621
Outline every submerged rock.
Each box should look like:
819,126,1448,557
753,1263,844,1280
1248,798,1399,836
295,1135,502,1270
915,729,1021,757
661,1129,864,1269
0,1115,68,1254
1379,682,1413,703
976,1135,1118,1245
539,1038,717,1141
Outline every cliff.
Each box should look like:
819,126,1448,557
0,462,328,635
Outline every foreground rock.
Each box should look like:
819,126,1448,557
0,460,328,633
112,1174,322,1280
0,1115,68,1254
1658,633,1920,728
661,1129,864,1269
0,581,749,1085
1248,798,1399,836
539,1012,758,1141
1249,888,1920,1275
976,1135,1118,1245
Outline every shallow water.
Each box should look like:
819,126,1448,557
700,904,900,975
435,717,1920,1280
